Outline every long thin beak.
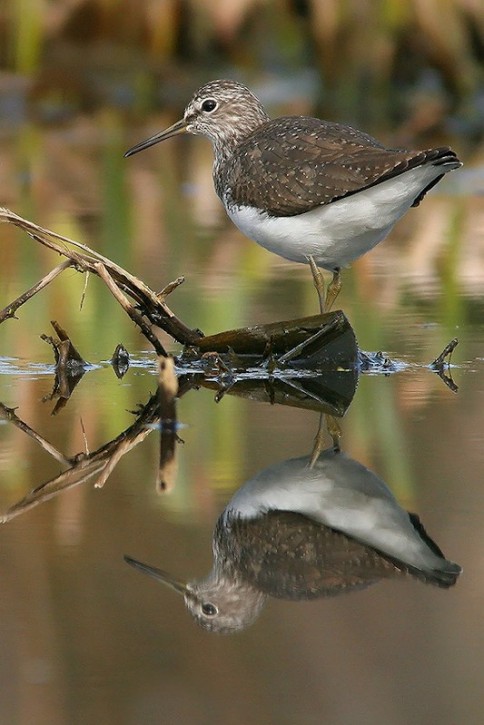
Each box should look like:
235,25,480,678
124,118,188,158
124,555,188,595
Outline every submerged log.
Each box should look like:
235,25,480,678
176,311,359,417
181,310,358,372
193,310,355,363
194,372,357,417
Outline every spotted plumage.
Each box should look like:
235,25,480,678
125,79,462,308
124,450,461,634
219,116,459,216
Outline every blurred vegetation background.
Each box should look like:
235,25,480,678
0,0,483,137
0,0,482,359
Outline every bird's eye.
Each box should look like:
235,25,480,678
201,99,217,113
201,602,218,616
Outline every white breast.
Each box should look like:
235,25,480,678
224,454,450,573
225,164,446,271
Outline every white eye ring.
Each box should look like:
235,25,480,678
201,602,218,616
201,99,217,113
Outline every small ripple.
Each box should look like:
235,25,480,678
0,357,101,378
0,357,55,377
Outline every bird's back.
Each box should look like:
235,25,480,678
219,116,461,217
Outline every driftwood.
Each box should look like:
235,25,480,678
0,207,363,377
0,207,457,389
0,206,461,541
0,322,459,523
0,358,357,522
0,208,202,353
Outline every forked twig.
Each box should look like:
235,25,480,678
0,403,70,465
94,262,167,356
0,208,203,347
0,260,73,323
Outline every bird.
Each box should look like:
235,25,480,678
124,448,461,634
124,79,462,312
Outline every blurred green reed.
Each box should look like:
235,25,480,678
8,0,43,73
2,0,483,104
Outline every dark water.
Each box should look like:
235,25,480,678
1,82,484,724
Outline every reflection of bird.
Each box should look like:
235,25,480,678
125,79,461,311
125,449,461,634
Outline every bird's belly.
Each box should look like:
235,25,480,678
226,455,448,573
226,165,441,270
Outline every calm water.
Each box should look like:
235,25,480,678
1,87,484,725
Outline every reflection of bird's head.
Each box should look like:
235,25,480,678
124,556,266,634
185,573,267,634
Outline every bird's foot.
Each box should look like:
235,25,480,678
326,414,342,452
308,255,326,314
324,269,342,312
307,259,342,313
309,413,341,468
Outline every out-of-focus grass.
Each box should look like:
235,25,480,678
1,0,483,105
8,0,43,73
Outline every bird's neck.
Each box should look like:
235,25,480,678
211,106,270,162
208,107,270,200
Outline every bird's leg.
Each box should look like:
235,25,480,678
326,414,341,452
308,255,325,314
309,413,326,468
308,413,341,468
309,413,341,468
324,268,342,311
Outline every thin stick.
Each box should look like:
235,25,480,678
94,437,132,489
0,403,70,465
430,338,459,368
94,262,167,356
157,276,185,301
0,260,73,323
0,207,203,345
157,356,179,492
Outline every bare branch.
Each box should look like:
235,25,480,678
0,207,204,346
0,260,73,323
94,262,167,356
0,403,70,465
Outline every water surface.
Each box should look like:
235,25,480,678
0,81,483,725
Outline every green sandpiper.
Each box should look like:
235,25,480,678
125,448,461,633
125,79,461,311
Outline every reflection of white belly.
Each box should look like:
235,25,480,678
225,165,443,271
225,454,451,573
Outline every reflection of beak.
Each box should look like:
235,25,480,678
124,118,187,158
124,555,188,595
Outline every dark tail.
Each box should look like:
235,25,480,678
396,513,462,588
411,147,462,206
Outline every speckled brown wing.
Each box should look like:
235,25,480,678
217,508,460,597
218,511,403,600
221,116,459,217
